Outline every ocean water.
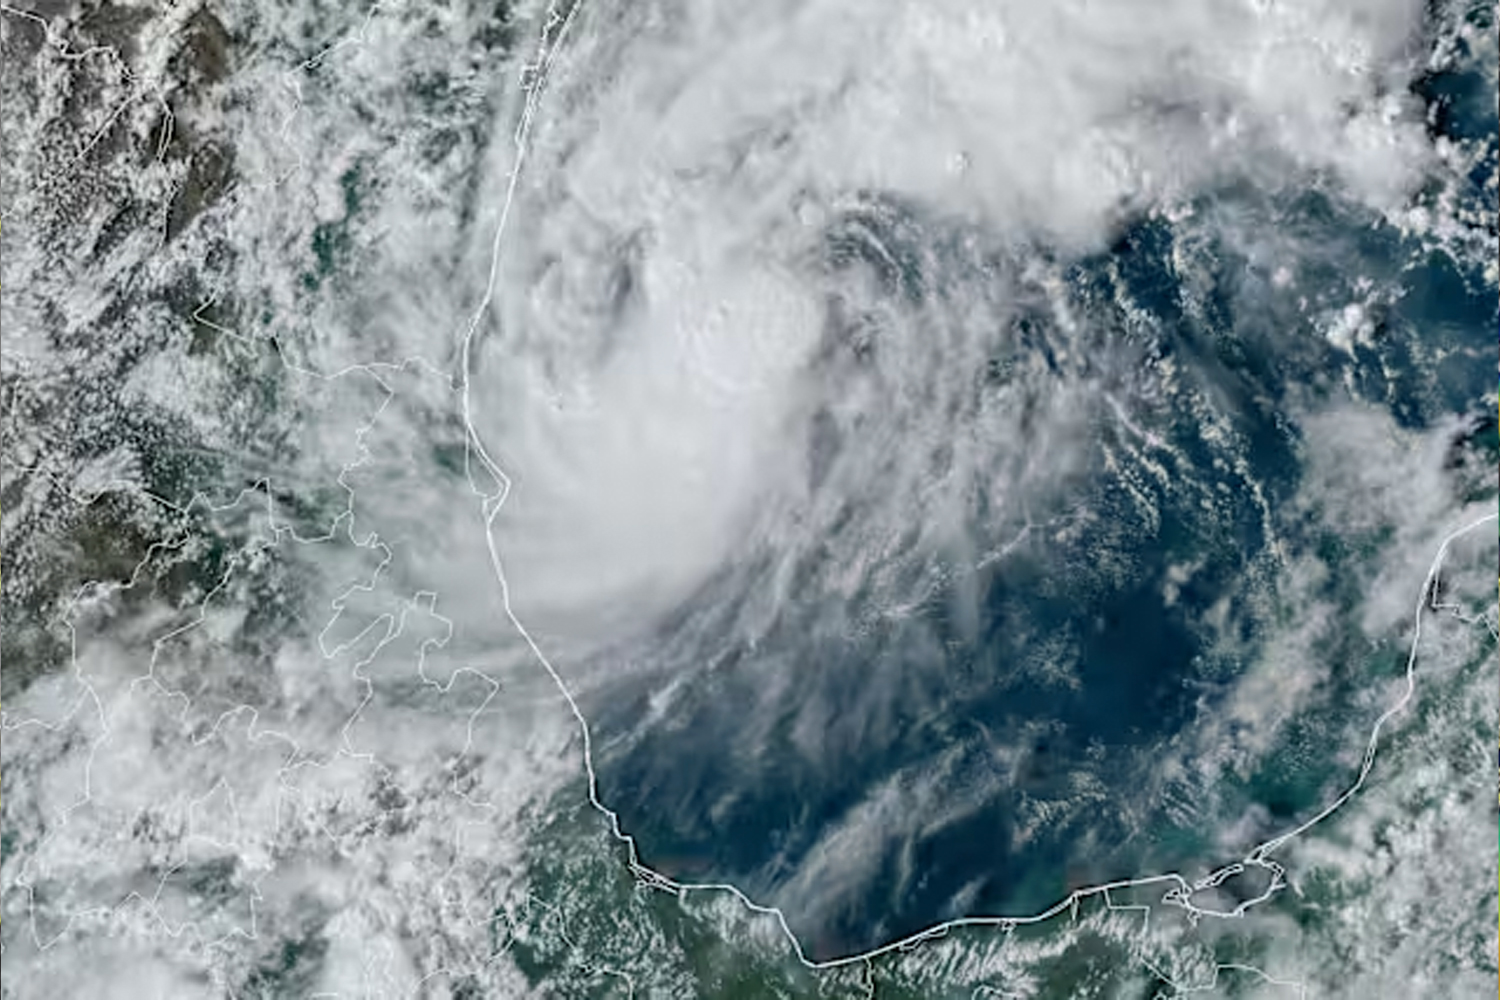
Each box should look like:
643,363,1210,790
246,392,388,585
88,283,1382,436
583,175,1496,958
2,0,1495,996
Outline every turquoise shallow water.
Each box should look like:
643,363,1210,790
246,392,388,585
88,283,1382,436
585,88,1498,958
1,1,1494,995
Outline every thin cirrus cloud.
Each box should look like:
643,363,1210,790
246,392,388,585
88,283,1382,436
472,0,1436,664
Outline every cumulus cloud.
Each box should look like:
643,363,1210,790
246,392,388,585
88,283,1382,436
4,0,1479,986
1136,402,1497,861
472,0,1439,662
444,0,1482,959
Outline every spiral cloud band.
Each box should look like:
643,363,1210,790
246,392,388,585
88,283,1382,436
475,0,1428,648
463,0,1457,956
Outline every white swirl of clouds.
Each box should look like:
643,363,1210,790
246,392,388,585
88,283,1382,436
471,0,1436,664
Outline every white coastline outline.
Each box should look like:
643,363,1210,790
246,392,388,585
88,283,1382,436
3,0,1492,994
452,0,1500,980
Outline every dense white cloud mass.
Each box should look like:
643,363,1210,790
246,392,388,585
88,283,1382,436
453,0,1496,962
2,0,1493,993
473,0,1438,659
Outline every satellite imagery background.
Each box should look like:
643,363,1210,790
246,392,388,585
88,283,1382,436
1,0,1497,997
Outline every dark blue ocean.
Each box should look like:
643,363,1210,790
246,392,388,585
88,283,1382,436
583,43,1498,962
